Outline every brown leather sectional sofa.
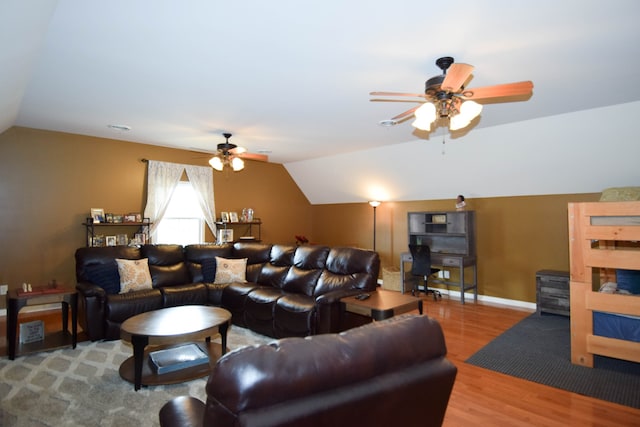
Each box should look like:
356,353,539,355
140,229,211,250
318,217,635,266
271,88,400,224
159,314,457,427
75,242,380,341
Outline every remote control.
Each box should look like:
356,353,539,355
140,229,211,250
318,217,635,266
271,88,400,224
355,293,370,300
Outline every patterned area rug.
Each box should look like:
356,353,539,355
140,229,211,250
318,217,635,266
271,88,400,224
0,326,272,427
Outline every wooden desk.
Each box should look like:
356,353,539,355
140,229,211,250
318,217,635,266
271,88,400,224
340,289,423,330
401,252,478,304
6,286,78,360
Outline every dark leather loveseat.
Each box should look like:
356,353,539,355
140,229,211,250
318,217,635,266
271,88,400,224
75,242,380,341
159,314,457,427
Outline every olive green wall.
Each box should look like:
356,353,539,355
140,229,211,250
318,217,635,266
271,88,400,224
0,127,312,290
311,194,599,302
0,126,599,304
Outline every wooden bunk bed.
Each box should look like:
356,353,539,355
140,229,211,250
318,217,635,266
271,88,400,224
568,201,640,367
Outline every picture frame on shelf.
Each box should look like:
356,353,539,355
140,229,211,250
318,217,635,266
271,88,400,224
116,234,128,246
90,208,105,223
220,212,229,223
113,214,123,223
123,214,137,223
105,235,116,247
92,235,105,247
105,213,114,223
229,212,239,223
217,229,233,244
135,233,147,245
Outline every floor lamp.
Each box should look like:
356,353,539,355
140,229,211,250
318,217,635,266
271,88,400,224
369,201,381,251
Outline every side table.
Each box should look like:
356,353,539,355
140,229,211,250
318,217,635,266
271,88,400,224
6,286,78,360
340,289,423,331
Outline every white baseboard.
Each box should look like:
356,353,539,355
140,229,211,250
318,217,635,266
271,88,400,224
381,284,536,311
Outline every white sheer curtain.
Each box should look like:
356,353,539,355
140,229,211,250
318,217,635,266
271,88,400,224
184,165,217,236
143,160,217,241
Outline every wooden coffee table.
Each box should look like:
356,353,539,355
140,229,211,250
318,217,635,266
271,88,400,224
340,289,423,330
119,305,231,391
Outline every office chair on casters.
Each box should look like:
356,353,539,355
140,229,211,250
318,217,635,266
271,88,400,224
408,244,442,301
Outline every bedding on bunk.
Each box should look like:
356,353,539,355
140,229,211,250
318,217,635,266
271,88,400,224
593,269,640,343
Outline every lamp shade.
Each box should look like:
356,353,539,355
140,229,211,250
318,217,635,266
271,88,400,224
231,157,245,171
449,100,483,131
459,100,483,121
209,156,224,171
412,102,437,131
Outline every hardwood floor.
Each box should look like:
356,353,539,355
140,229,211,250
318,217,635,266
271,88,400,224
2,299,639,426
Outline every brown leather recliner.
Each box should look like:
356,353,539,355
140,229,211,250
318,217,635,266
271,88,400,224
159,314,457,427
75,242,380,341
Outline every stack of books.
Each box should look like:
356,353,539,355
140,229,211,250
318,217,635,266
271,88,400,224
149,343,209,374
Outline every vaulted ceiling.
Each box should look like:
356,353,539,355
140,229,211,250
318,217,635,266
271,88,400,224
2,1,640,203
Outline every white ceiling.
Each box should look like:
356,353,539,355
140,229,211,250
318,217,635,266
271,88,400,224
2,1,640,204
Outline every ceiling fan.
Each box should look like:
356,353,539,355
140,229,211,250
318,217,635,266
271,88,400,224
208,133,269,172
370,56,534,132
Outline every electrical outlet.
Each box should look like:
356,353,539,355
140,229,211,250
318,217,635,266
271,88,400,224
443,271,451,279
437,271,444,278
0,284,8,295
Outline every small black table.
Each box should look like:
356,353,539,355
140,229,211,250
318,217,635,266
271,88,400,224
6,286,78,360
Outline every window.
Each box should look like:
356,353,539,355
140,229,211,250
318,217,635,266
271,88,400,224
155,181,204,245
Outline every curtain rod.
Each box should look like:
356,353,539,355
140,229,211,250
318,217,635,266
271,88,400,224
141,158,148,163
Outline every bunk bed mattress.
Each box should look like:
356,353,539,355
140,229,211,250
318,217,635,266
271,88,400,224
593,269,640,342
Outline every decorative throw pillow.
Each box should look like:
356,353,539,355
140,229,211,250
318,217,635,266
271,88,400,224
116,258,153,293
85,262,120,295
201,257,217,283
214,257,247,284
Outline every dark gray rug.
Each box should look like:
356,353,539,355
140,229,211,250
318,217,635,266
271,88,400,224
465,313,640,409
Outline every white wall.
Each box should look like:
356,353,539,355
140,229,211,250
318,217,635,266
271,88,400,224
285,102,640,204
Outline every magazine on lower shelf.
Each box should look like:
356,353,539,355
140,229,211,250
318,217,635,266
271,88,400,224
149,343,209,375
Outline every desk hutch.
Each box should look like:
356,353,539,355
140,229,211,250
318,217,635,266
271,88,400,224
400,210,477,304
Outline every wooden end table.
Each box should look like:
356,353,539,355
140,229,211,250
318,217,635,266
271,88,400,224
6,285,78,360
340,288,423,330
119,305,231,391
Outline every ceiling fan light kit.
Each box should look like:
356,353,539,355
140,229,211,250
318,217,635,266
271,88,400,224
208,133,254,172
372,56,533,133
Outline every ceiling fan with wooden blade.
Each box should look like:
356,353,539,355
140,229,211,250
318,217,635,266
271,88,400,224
370,56,533,131
208,133,268,172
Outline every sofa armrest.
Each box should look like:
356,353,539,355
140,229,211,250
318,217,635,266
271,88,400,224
76,281,107,298
159,396,205,427
314,288,363,334
76,281,108,341
314,288,361,305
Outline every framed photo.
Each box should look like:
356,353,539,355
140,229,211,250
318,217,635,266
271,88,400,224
220,212,229,223
116,234,128,246
135,213,142,222
135,233,147,245
113,214,123,223
90,208,105,223
92,235,105,247
229,212,239,223
124,214,137,223
105,235,117,247
217,229,234,244
105,213,114,223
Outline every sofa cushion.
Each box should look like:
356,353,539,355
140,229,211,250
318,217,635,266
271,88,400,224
116,258,153,293
149,263,191,288
85,261,120,295
214,257,247,284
